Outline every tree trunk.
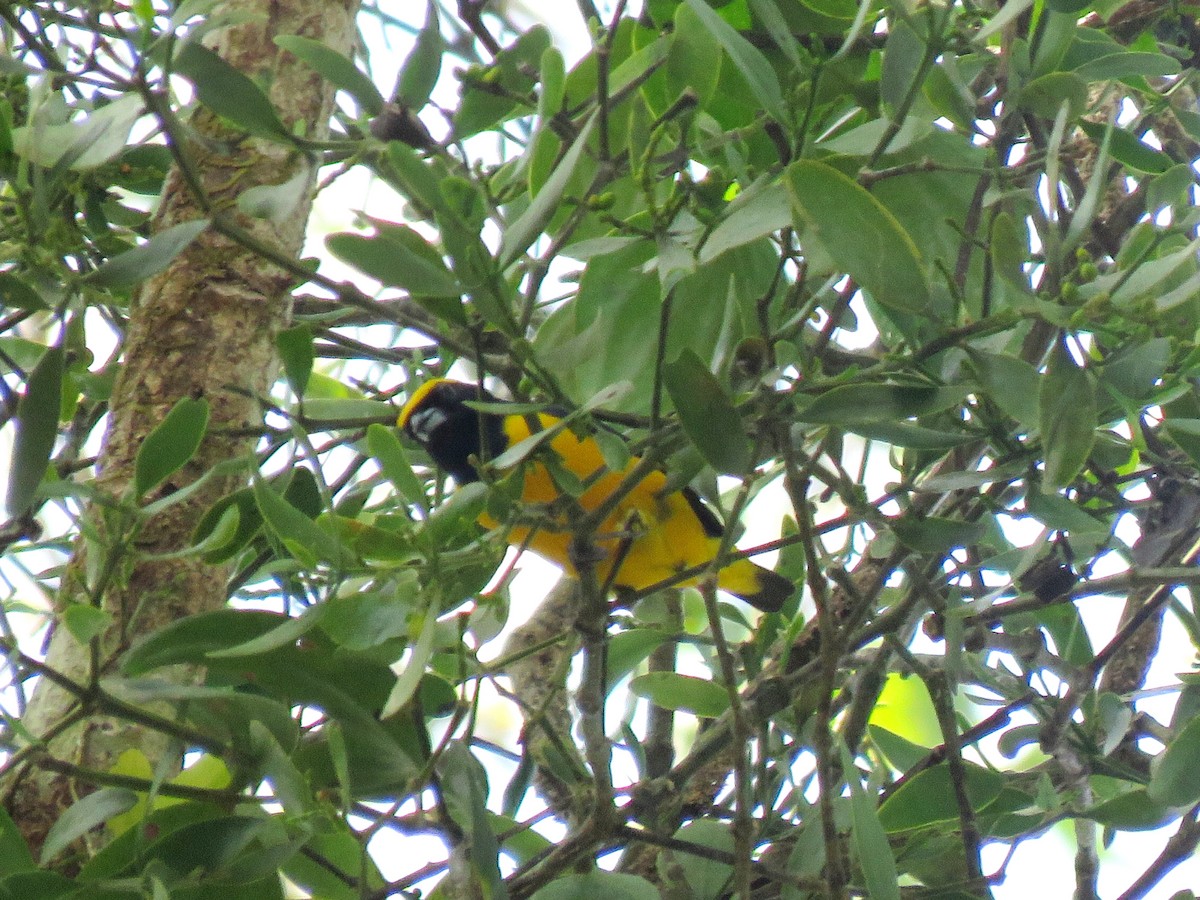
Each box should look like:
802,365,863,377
2,0,358,858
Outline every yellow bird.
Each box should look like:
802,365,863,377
399,379,792,612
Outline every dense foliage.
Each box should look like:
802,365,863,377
1,0,1200,897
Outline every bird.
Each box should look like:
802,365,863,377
398,378,793,613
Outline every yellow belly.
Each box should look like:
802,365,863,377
478,413,757,596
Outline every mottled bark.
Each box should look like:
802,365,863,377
3,0,358,857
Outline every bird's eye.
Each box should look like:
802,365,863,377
406,405,448,444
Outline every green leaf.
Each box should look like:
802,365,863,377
1100,337,1170,401
800,383,968,424
975,0,1033,44
0,871,77,898
134,397,210,497
281,819,386,899
41,788,138,863
367,423,427,507
531,871,659,900
274,35,384,116
1147,164,1196,213
629,672,729,718
924,57,976,130
438,743,504,897
88,218,210,288
681,0,787,125
749,0,802,66
207,604,325,659
880,19,926,122
11,93,143,170
1149,714,1200,806
276,324,314,398
300,397,397,426
1039,340,1096,491
1165,418,1200,468
78,799,225,881
121,611,424,793
663,349,751,475
326,227,461,297
699,176,790,262
453,27,549,138
6,344,63,517
143,814,267,876
0,274,46,311
868,725,931,772
668,3,723,109
989,211,1032,293
380,603,437,718
849,420,974,450
122,609,297,674
236,167,310,222
396,3,443,110
878,763,1005,831
1084,788,1174,831
249,720,311,817
538,46,566,122
253,476,351,567
841,744,900,900
320,582,418,651
173,42,290,138
1018,72,1088,119
1072,51,1182,83
61,603,112,645
607,629,671,686
1046,0,1092,12
1025,490,1106,536
1078,120,1170,174
192,488,262,563
891,516,985,554
106,677,298,753
0,806,34,875
663,821,733,900
968,349,1039,428
499,113,597,268
787,159,930,313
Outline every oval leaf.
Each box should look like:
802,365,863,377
1039,341,1096,491
663,348,751,475
89,218,210,288
878,763,1005,832
1073,51,1182,83
122,609,304,674
629,672,729,718
396,4,444,109
499,113,597,268
842,743,901,900
801,382,968,425
532,871,660,900
326,229,461,297
253,476,350,566
6,344,64,516
787,159,930,313
274,35,384,116
276,324,314,398
173,42,289,138
681,0,787,125
134,397,210,497
367,423,427,507
1148,714,1200,807
41,789,138,863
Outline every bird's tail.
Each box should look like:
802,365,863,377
717,558,794,613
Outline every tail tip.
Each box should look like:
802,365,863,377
740,568,794,613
